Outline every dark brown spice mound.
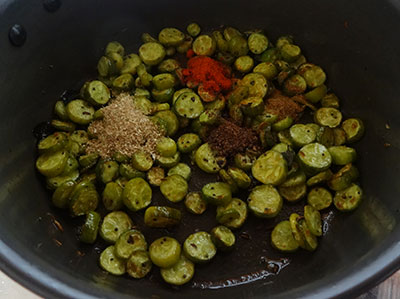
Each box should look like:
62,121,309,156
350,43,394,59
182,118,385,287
207,119,259,157
265,90,305,121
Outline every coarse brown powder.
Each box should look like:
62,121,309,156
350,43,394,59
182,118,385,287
265,90,305,121
86,93,163,159
207,119,259,157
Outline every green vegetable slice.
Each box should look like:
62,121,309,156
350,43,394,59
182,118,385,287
307,187,333,210
115,229,147,259
66,99,95,125
202,182,232,206
184,192,207,215
52,181,75,209
227,167,251,189
316,126,335,148
97,56,117,77
241,73,268,98
100,211,133,243
121,54,142,75
139,42,166,66
248,33,269,54
298,219,318,251
271,220,299,252
69,185,99,217
254,62,277,81
99,246,126,276
96,160,119,184
80,211,101,244
280,170,306,188
183,231,216,263
240,97,264,116
160,254,195,286
79,153,99,170
306,169,333,187
211,226,236,251
333,127,347,145
144,206,182,228
174,92,204,119
36,150,68,178
102,182,123,211
122,178,152,211
156,151,180,168
334,183,363,211
46,168,79,190
187,23,201,37
127,250,152,279
216,198,247,229
223,27,242,41
156,137,177,157
131,151,153,172
112,74,135,91
298,64,326,88
328,146,357,165
321,93,340,108
84,80,110,106
280,44,301,62
160,174,188,203
158,28,185,46
38,132,68,154
51,119,76,132
149,236,181,268
154,110,179,136
119,163,145,180
152,73,176,90
234,152,256,171
289,124,317,147
289,213,306,248
342,118,364,143
272,116,294,132
195,143,224,174
228,35,248,57
54,100,68,120
248,185,282,218
283,74,307,95
234,56,254,73
298,143,332,175
305,84,327,103
158,58,180,73
167,163,191,181
219,169,239,194
146,167,165,186
177,133,201,153
105,41,124,56
328,163,359,191
216,208,240,224
279,183,307,202
252,150,288,185
314,107,342,128
193,35,216,56
304,205,322,236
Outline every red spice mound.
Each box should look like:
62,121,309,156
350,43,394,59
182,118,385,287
182,56,232,94
186,49,195,59
207,119,259,157
265,90,305,121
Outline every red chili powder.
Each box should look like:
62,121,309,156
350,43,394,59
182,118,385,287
186,49,195,59
182,56,232,94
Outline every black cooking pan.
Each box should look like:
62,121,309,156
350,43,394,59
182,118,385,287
0,0,400,298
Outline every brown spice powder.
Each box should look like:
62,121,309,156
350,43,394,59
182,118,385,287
86,93,163,159
265,90,305,121
207,119,259,157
